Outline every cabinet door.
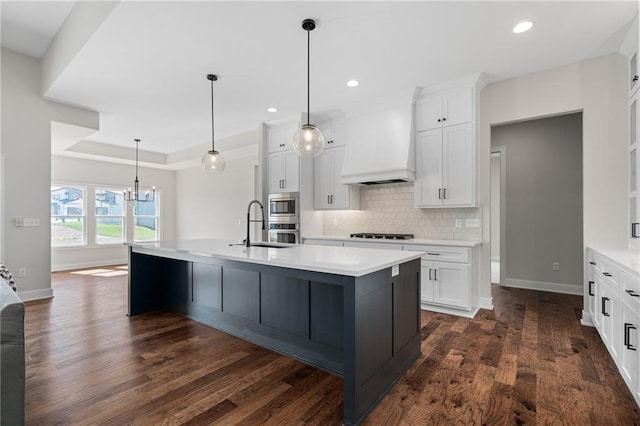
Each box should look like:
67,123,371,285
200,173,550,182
416,96,443,131
331,120,348,147
631,51,638,94
620,303,639,392
442,123,474,206
420,261,434,303
443,87,473,127
433,261,470,309
268,153,283,193
331,147,350,209
282,151,299,192
314,150,332,209
268,127,287,153
586,277,597,320
415,129,443,206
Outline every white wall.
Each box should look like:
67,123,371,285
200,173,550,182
1,48,99,301
478,53,628,304
176,150,258,242
492,114,583,294
50,155,176,271
490,154,500,260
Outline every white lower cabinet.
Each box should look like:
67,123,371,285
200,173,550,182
585,247,640,408
421,260,470,309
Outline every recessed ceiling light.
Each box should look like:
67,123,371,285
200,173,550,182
346,80,360,87
513,21,533,34
267,107,278,113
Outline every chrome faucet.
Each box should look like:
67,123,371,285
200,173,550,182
246,200,265,247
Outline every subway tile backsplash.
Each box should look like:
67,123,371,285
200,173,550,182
322,182,482,240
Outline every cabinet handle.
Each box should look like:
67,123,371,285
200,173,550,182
634,75,639,82
438,188,442,199
601,297,610,317
442,117,447,122
331,195,334,204
426,252,441,256
625,323,637,351
327,195,330,205
588,281,595,296
625,289,640,298
434,269,438,281
437,119,442,123
632,222,640,238
603,272,612,277
443,188,447,199
428,268,432,280
589,261,596,265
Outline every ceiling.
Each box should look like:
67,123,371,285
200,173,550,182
1,1,638,168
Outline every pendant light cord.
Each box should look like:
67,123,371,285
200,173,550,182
135,139,139,181
210,79,215,152
306,26,310,126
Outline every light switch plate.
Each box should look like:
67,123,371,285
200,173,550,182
24,217,40,227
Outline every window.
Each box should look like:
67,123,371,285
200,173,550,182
95,188,125,245
51,186,86,247
134,195,158,242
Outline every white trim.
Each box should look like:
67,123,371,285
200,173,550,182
18,288,53,302
421,303,479,319
581,311,595,327
478,297,494,310
491,256,500,262
51,257,127,272
505,278,583,295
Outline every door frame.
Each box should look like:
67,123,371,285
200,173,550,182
491,146,506,286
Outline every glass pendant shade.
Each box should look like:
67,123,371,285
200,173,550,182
292,124,324,157
201,149,225,173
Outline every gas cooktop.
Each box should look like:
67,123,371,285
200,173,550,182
350,233,414,240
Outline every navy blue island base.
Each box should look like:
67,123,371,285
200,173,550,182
128,244,421,425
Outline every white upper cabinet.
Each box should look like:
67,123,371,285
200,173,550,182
268,150,299,193
415,124,474,207
314,145,359,210
416,87,473,131
318,119,347,148
268,124,298,153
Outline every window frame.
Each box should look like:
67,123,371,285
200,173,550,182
94,187,126,246
51,185,87,248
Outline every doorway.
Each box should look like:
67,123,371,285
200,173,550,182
490,113,583,294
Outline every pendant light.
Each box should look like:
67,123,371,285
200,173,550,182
201,74,226,173
292,18,325,158
124,138,155,203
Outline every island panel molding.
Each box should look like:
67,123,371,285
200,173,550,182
128,241,422,425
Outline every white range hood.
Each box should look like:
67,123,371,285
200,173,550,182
340,89,416,185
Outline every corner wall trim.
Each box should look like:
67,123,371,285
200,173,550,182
18,288,53,302
580,311,595,327
478,297,494,310
505,278,583,296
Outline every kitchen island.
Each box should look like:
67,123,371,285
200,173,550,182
128,239,423,425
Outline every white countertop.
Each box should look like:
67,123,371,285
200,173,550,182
130,239,424,277
588,245,640,276
303,235,482,248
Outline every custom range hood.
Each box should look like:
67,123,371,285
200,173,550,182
340,88,417,185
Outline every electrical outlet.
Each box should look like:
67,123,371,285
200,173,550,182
465,218,480,228
553,262,560,271
18,268,27,278
455,219,462,228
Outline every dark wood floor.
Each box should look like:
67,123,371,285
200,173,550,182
24,267,640,425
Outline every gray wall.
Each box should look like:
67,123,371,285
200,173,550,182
490,154,500,260
492,113,583,291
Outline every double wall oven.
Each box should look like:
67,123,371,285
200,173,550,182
267,192,299,244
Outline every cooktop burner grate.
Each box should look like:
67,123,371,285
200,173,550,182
350,232,414,240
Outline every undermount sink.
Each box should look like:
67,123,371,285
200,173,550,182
248,243,291,249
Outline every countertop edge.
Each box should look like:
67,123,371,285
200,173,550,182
302,235,483,247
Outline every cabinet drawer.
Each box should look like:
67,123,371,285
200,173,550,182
587,250,602,274
304,239,344,247
600,258,621,290
404,244,470,263
622,270,640,307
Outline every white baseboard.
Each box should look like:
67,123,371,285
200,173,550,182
421,303,477,319
478,297,494,310
18,287,53,302
581,311,595,327
52,258,127,272
504,278,583,296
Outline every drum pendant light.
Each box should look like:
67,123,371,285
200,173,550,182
292,18,325,158
201,74,226,173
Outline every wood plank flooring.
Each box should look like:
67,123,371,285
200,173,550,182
23,267,640,425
